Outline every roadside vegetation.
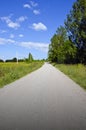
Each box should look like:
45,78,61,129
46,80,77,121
53,63,86,89
0,61,44,88
48,0,86,65
48,0,86,90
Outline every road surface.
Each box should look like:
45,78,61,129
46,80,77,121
0,63,86,130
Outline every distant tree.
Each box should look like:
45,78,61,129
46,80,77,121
5,59,12,62
18,59,24,62
0,59,4,62
65,0,86,63
28,53,34,62
12,57,17,62
5,57,17,62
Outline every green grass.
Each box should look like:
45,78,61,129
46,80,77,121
0,61,44,88
53,63,86,89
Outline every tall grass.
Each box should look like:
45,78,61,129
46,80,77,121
54,64,86,89
0,61,44,88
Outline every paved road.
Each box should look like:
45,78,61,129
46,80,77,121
0,63,86,130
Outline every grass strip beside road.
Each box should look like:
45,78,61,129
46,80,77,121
0,61,44,88
53,63,86,89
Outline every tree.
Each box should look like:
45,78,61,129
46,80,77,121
28,53,34,62
48,26,77,63
48,26,67,63
12,57,17,62
48,34,59,62
0,59,4,62
63,40,77,64
65,0,86,63
5,57,17,62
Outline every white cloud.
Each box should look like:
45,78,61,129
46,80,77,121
1,16,10,23
23,1,40,15
10,34,15,38
0,37,15,45
1,16,20,29
19,34,24,37
0,15,27,29
33,10,40,15
23,4,31,9
17,16,27,22
0,37,49,52
24,1,38,9
0,38,6,45
30,1,38,7
31,22,47,31
20,42,49,52
7,39,15,43
8,21,20,29
0,30,7,33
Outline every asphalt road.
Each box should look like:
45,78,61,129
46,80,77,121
0,63,86,130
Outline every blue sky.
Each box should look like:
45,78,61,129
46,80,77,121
0,0,75,60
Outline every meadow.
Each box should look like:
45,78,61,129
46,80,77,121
0,61,44,88
53,63,86,89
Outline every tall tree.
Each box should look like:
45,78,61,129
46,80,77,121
48,26,76,63
65,0,86,63
48,26,68,63
28,53,34,62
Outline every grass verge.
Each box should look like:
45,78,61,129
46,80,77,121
53,63,86,89
0,61,44,88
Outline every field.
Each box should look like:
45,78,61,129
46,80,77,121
53,63,86,89
0,61,44,88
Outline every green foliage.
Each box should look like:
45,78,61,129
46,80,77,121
65,0,86,64
0,61,44,88
24,53,34,63
0,59,4,62
28,53,34,62
48,0,86,64
5,57,17,62
48,26,76,63
63,40,77,63
54,64,86,89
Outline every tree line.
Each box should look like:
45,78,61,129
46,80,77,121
0,53,34,63
48,0,86,64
